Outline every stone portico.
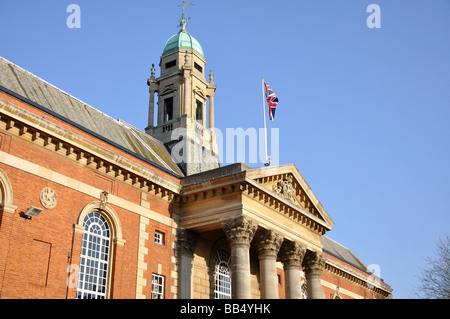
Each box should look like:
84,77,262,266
177,163,334,299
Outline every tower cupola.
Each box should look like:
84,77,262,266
145,3,219,176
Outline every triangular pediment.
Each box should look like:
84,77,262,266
246,164,334,230
193,88,206,99
161,84,178,95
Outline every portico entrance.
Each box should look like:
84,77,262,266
177,163,334,299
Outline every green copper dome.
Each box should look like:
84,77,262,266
163,31,204,57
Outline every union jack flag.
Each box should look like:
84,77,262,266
264,80,279,122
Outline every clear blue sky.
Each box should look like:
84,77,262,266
1,0,449,299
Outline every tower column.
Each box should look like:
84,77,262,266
202,100,206,132
254,229,283,299
183,55,192,118
207,70,216,130
208,95,214,130
222,216,258,299
147,64,158,130
148,89,155,127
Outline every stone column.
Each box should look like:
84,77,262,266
208,95,214,130
202,100,207,133
183,55,192,117
147,63,157,128
148,89,155,128
254,229,283,299
178,228,199,299
303,251,326,299
222,216,257,299
279,241,306,299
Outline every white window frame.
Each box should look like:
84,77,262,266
213,248,231,299
151,274,165,299
301,285,308,299
77,211,111,299
154,230,165,245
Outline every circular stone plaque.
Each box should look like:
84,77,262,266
39,187,57,209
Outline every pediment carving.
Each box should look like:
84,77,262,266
272,175,296,204
256,173,315,214
248,165,334,228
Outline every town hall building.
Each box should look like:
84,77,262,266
0,12,392,299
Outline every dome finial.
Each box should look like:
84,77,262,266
177,1,194,32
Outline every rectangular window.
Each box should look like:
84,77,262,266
195,100,203,124
154,231,165,246
165,60,176,69
164,97,173,122
194,62,203,73
151,274,165,299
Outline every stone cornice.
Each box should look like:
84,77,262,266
0,98,182,202
323,253,393,297
244,178,331,235
180,172,331,236
248,165,334,229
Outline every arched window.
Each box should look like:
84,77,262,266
301,285,308,299
213,248,231,299
77,211,111,299
0,167,17,216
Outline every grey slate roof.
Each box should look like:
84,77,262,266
0,57,183,177
321,235,368,271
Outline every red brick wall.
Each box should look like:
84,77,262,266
0,93,179,299
0,91,180,183
321,252,381,299
144,219,174,299
0,162,151,298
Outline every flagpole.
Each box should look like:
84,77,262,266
261,77,270,166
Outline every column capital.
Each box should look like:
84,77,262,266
178,228,199,256
303,250,326,275
254,229,284,257
222,216,257,248
279,240,306,267
304,251,326,299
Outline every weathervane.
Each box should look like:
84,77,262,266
177,1,194,31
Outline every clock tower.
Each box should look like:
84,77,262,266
146,8,219,176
